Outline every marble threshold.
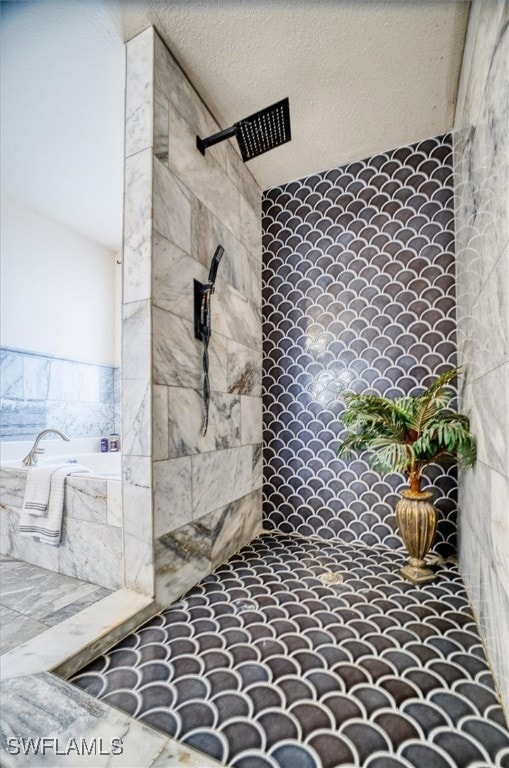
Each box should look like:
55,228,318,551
0,591,222,766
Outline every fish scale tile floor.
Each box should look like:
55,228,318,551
71,534,509,768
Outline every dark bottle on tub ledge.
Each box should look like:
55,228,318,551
101,435,120,452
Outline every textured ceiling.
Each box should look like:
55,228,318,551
0,1,470,249
114,0,471,189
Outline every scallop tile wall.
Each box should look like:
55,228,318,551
262,135,457,555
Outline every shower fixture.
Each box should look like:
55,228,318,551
194,245,225,435
196,97,291,162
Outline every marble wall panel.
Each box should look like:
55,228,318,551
462,364,508,478
164,101,242,244
469,245,508,379
154,86,169,164
152,230,208,324
123,148,153,305
1,349,117,441
1,507,60,573
153,456,193,535
65,476,108,525
154,522,215,609
106,480,122,528
45,401,115,439
458,460,492,559
23,356,51,400
480,558,509,705
241,395,263,445
455,0,509,128
57,517,122,590
490,468,509,592
152,385,169,461
227,338,262,396
121,378,151,457
252,443,263,491
0,350,23,398
210,489,263,567
458,519,482,607
0,399,46,440
168,388,240,458
454,0,509,712
154,488,262,605
240,194,262,258
153,33,228,171
191,445,253,519
125,27,154,158
122,455,154,595
226,143,261,214
152,307,228,391
152,308,203,389
213,280,262,352
153,157,192,254
122,300,151,383
191,198,254,302
47,360,100,402
0,469,26,508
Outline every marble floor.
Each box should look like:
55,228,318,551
71,533,509,768
0,555,111,655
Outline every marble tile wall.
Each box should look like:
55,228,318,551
0,469,122,590
262,135,458,556
0,347,120,441
453,0,509,712
123,27,263,605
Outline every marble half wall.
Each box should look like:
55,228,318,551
123,27,263,606
454,0,509,712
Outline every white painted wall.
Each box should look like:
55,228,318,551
1,196,119,366
0,0,125,251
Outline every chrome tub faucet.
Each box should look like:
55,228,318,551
22,429,70,466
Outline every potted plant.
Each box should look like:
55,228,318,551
337,368,476,584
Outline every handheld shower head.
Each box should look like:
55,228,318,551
197,98,291,162
208,245,224,285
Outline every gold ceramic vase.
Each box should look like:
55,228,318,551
395,489,438,584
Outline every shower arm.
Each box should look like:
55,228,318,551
197,126,236,156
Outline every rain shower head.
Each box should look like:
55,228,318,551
196,97,291,162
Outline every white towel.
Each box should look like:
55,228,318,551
22,463,70,517
19,465,90,546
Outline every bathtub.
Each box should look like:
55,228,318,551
0,437,120,476
0,439,123,589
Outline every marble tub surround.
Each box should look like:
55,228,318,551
0,672,221,768
122,27,262,605
71,533,509,767
0,556,111,655
0,468,122,590
453,0,509,711
0,347,119,441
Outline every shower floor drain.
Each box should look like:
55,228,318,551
231,598,258,612
319,571,344,585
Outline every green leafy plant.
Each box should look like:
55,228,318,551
338,368,476,493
